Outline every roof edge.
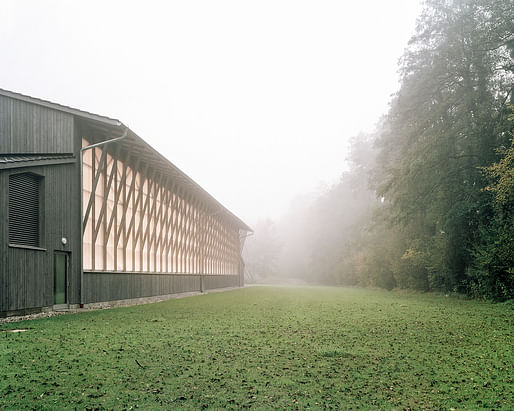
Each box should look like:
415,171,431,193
0,88,122,127
1,88,252,232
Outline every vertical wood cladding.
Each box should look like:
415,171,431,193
83,273,238,303
0,172,8,311
0,95,74,154
0,163,80,312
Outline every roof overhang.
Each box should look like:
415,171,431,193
0,154,76,170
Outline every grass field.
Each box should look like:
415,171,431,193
0,286,512,409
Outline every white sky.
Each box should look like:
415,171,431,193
1,0,422,225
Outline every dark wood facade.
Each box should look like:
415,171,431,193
0,163,81,312
0,90,250,316
0,96,74,154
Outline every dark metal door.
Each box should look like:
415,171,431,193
54,252,68,305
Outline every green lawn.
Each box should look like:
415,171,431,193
1,286,512,409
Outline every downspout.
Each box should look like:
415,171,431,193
79,127,128,307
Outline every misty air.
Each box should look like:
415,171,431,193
1,0,513,409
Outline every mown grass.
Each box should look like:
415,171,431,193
0,286,512,409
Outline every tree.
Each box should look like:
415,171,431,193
468,108,514,300
374,0,514,294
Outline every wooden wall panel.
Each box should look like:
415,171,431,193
83,273,202,303
0,95,74,154
0,162,80,313
0,172,8,311
203,274,240,290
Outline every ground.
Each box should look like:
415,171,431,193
0,286,512,409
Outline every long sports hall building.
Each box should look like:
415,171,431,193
0,89,252,317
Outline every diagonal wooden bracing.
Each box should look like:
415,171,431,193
82,138,241,276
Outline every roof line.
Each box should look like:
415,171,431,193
0,88,122,127
0,87,252,232
0,153,76,170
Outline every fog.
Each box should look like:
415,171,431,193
244,133,378,285
1,0,422,224
243,0,514,301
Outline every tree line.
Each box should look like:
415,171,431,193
245,0,513,300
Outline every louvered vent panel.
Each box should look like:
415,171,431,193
8,173,40,247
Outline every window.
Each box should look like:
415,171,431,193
8,173,42,247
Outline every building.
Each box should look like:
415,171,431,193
0,89,252,317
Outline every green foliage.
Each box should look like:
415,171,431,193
469,131,514,300
484,135,514,210
467,215,514,300
1,287,512,409
397,247,430,290
369,0,514,298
